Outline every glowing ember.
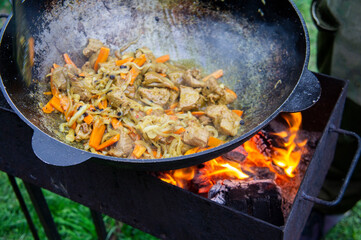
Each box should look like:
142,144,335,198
158,112,308,194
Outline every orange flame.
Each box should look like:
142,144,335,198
204,157,249,179
161,168,195,189
272,112,307,177
160,157,249,191
159,112,307,193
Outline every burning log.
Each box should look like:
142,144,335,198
191,165,215,195
208,179,284,226
253,130,273,157
156,112,320,223
248,167,276,180
222,146,248,163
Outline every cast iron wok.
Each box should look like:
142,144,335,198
0,0,320,170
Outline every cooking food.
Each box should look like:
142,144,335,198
41,39,243,159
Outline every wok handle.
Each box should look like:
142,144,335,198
32,130,91,166
302,127,361,207
282,69,321,112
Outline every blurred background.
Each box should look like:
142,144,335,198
0,0,360,239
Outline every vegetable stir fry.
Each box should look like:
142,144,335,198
42,39,243,159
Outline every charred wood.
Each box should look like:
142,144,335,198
208,179,284,226
249,167,276,180
222,145,248,163
253,130,274,157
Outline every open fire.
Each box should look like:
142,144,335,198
157,112,309,205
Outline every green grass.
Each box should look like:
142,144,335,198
0,171,157,240
0,173,30,240
0,0,10,12
326,201,361,240
0,0,360,239
293,0,318,72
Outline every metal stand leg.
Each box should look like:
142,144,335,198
7,174,40,240
90,209,107,240
23,181,61,240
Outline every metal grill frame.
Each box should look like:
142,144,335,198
0,73,348,240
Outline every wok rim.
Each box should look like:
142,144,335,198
0,0,312,169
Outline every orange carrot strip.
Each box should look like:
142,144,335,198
43,91,52,95
127,54,146,85
146,108,153,115
98,99,107,109
232,109,243,117
28,37,34,67
42,101,54,113
185,147,200,155
84,114,94,124
65,110,74,122
78,72,86,77
53,63,61,68
169,102,178,110
63,53,77,68
59,96,70,111
133,54,147,67
49,96,63,113
128,67,140,86
65,103,82,121
115,57,134,66
111,118,123,129
95,134,120,151
208,136,225,147
172,86,179,92
102,99,107,108
89,120,106,148
88,105,96,111
132,144,147,158
191,111,205,117
94,47,110,71
120,73,127,80
159,73,167,77
156,54,170,63
174,127,186,134
71,122,77,130
164,109,174,115
225,88,238,99
202,69,224,82
110,118,118,129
